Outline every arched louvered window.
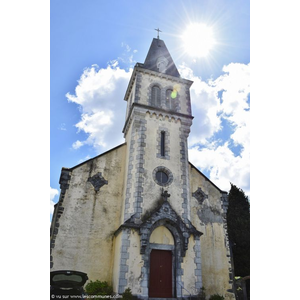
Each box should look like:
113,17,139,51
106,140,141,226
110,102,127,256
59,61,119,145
151,85,161,107
166,89,177,111
166,89,172,110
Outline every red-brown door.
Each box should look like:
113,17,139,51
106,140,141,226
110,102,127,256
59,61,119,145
149,249,172,298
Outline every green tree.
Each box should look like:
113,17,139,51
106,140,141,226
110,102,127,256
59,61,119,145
226,183,250,277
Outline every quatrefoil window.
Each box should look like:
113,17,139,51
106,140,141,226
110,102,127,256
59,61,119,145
192,187,208,204
87,172,108,192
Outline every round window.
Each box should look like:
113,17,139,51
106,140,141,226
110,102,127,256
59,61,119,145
153,166,173,186
156,171,169,184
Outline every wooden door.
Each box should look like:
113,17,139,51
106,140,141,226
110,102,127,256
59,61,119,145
149,249,172,298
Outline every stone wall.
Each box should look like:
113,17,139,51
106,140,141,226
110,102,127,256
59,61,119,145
51,144,127,282
189,163,235,299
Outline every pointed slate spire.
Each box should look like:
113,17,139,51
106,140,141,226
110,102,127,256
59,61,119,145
143,38,180,77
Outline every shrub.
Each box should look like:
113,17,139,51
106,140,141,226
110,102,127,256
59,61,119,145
122,287,133,300
198,287,206,300
209,294,225,300
85,280,113,300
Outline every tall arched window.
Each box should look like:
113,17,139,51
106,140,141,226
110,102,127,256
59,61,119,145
151,85,161,107
161,131,165,157
166,89,172,110
166,89,177,111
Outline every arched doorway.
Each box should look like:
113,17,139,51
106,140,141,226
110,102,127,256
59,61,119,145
137,200,202,298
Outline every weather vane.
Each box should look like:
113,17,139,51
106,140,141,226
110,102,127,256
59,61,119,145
155,28,162,39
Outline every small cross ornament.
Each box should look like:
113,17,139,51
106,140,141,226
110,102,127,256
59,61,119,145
161,189,170,201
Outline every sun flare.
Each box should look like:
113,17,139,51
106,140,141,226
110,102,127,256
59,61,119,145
182,23,216,57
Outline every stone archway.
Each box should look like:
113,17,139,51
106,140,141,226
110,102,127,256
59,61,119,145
140,218,186,298
118,200,202,298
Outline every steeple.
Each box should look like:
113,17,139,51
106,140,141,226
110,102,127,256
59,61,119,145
142,38,180,77
121,35,194,229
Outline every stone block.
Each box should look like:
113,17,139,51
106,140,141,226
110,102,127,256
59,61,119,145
121,252,129,259
119,279,127,286
195,269,201,275
120,265,128,272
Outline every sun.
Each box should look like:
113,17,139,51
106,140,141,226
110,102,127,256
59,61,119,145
181,23,216,58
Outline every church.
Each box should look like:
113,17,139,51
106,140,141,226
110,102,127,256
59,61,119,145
50,36,235,299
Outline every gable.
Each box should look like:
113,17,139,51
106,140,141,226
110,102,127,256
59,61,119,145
67,143,126,171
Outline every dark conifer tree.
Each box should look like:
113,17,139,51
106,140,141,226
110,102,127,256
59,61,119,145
227,183,250,277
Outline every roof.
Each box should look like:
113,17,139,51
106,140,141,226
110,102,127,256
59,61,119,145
124,38,193,101
62,143,126,171
142,38,180,77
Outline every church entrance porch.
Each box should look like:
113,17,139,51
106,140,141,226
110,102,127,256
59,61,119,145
114,200,203,298
149,249,172,298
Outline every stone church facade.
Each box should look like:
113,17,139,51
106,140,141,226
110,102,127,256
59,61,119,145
50,38,235,299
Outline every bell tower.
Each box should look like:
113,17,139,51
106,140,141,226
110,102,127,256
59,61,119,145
121,37,194,225
114,37,202,297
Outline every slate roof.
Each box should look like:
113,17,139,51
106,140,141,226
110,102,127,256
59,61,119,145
141,38,180,77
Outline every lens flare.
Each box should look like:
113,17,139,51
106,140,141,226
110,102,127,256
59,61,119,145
171,91,177,99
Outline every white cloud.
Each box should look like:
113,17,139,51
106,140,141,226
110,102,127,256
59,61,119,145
75,111,114,148
189,142,250,195
66,62,132,152
50,187,59,215
216,63,250,117
229,110,250,148
72,140,84,150
183,62,250,195
179,64,222,145
67,60,250,195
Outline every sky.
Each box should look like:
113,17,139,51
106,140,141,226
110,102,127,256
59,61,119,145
50,0,250,221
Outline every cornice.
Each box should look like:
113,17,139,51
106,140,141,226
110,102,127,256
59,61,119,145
122,103,193,135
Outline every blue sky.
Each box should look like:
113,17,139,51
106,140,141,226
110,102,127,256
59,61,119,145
50,0,250,220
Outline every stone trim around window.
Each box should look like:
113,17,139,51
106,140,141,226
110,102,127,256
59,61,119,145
147,82,163,108
152,166,173,187
164,85,180,113
147,82,180,113
156,127,170,160
87,172,108,192
192,187,208,205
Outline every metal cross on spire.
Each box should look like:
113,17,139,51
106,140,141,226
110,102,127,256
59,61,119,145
155,28,162,39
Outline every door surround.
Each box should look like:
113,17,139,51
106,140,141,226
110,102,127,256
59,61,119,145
139,219,185,298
